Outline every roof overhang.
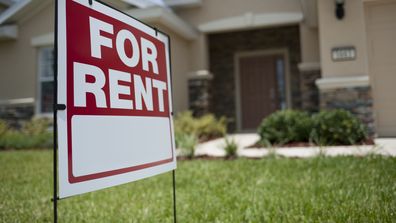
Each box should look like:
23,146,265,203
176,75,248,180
164,0,201,8
123,0,201,8
198,12,304,33
0,24,17,40
125,7,198,40
0,0,13,7
0,0,53,25
0,0,32,25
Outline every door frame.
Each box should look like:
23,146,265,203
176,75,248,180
234,48,291,132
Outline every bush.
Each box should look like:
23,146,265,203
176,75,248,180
223,137,238,158
176,133,198,158
258,110,313,146
0,118,52,150
311,110,367,146
174,111,227,142
257,109,368,146
0,120,8,139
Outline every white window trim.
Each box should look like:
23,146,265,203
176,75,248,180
36,46,54,116
31,33,54,47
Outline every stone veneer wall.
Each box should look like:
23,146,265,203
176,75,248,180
208,25,301,131
188,75,212,117
0,104,35,128
300,69,321,112
320,86,375,136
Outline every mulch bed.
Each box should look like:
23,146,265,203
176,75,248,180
246,138,375,149
177,155,237,161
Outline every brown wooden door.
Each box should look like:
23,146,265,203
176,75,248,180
238,54,281,130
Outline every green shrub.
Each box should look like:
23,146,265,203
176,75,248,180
257,109,368,146
174,111,227,142
311,110,367,145
22,118,51,136
0,118,52,150
0,120,7,136
223,137,238,158
176,133,198,158
258,110,313,146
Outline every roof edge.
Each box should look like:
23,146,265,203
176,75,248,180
125,7,198,40
198,12,304,34
0,0,31,25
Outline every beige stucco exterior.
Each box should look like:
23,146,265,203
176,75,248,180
299,23,320,64
317,0,370,78
0,1,53,101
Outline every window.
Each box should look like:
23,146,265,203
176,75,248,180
275,58,287,110
38,47,54,114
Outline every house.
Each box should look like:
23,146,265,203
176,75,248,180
0,0,395,136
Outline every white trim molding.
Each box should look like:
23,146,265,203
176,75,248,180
124,0,201,8
0,97,34,106
315,75,370,90
198,12,303,33
188,69,213,80
31,32,54,46
298,62,320,71
125,7,198,40
0,24,17,40
164,0,201,8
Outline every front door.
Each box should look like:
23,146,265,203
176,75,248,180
237,53,286,131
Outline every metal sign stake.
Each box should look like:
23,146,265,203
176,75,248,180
53,1,59,223
172,170,177,223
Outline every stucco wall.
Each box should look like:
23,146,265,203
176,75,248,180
299,23,320,63
0,1,53,101
317,0,369,78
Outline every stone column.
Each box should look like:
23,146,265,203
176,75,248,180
298,63,321,113
316,76,375,136
188,70,213,117
0,100,35,129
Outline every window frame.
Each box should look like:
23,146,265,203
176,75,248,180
36,46,55,117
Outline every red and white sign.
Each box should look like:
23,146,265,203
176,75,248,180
57,0,176,198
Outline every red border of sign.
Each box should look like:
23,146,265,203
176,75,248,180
65,0,175,184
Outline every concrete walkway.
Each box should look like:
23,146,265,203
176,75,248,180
192,133,396,158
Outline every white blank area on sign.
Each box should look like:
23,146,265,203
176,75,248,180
71,115,172,177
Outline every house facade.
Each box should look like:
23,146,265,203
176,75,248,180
0,0,395,136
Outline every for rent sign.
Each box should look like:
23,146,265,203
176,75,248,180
57,0,176,198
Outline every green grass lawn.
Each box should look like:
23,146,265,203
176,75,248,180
0,151,395,222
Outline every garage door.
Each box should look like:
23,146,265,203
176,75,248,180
366,0,396,136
